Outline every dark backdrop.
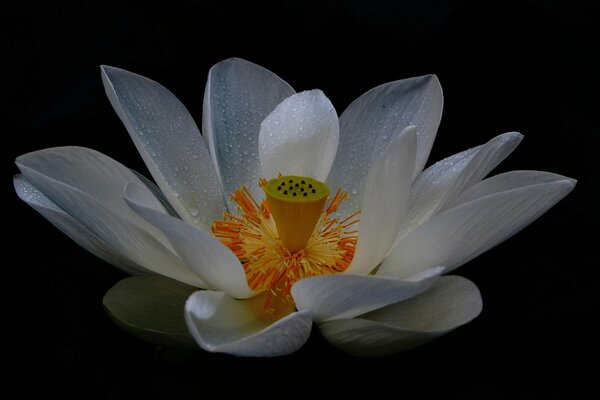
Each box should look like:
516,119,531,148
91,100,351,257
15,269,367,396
3,0,598,397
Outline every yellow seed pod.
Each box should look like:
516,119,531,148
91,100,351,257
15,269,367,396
263,175,330,253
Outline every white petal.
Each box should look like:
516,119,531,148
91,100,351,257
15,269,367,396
185,290,312,357
347,126,416,274
393,132,523,246
14,174,144,275
16,147,205,287
124,183,254,299
20,169,204,287
16,147,165,220
318,276,482,356
447,170,570,208
101,65,225,230
291,266,444,322
327,74,443,216
258,90,339,181
128,169,180,217
438,132,523,210
379,172,576,278
203,58,295,209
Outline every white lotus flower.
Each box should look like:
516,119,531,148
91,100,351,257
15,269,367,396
14,58,575,357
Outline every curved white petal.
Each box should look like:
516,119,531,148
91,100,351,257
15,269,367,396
328,74,443,216
128,169,180,218
291,266,444,322
318,276,482,356
101,65,225,230
16,147,165,220
393,132,523,247
347,126,416,274
203,58,296,209
16,151,205,287
185,290,312,357
258,90,339,181
437,132,523,208
14,174,144,275
447,170,570,208
125,183,254,299
379,171,576,278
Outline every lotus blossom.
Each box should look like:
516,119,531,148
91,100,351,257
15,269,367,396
14,58,575,357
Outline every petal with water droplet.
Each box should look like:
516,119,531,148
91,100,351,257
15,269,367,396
327,75,443,217
347,126,416,274
203,58,295,209
258,90,339,181
102,65,224,230
392,132,522,247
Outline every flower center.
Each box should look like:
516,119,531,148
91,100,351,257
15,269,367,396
212,175,359,310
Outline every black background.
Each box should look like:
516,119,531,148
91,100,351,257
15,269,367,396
3,0,598,398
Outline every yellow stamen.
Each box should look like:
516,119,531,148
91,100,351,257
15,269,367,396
212,176,359,311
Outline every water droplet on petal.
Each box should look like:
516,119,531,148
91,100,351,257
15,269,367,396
189,208,199,217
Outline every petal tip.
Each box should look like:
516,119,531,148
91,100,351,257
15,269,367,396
404,124,417,134
562,177,578,190
405,265,446,281
13,174,27,201
100,64,118,77
549,176,578,192
429,73,442,91
212,57,257,71
123,181,142,203
507,131,524,140
224,56,249,64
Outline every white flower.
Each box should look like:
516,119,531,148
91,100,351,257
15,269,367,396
14,58,575,357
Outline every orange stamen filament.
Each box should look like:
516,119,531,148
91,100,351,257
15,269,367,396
212,177,359,311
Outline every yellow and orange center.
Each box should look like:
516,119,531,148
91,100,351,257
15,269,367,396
212,175,359,311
